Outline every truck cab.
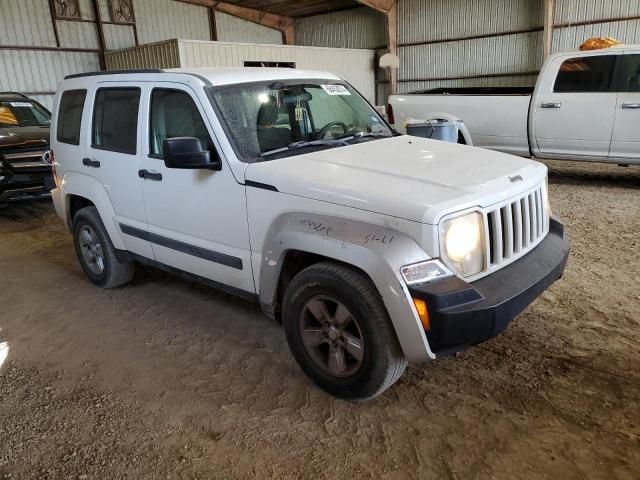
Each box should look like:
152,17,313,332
50,68,569,400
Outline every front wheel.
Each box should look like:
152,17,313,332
282,262,407,400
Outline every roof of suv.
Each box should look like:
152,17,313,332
64,67,342,86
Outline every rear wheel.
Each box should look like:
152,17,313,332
72,206,134,288
283,262,407,400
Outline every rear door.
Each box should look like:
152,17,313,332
533,53,619,157
610,53,640,160
86,83,153,259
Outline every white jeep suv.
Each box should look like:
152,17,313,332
50,68,570,400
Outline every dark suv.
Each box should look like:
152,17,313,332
0,92,52,204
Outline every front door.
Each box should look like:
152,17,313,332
610,53,640,160
136,84,255,294
533,54,619,158
86,83,153,259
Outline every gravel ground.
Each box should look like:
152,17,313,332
0,159,638,480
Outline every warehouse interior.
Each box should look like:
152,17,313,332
1,0,639,478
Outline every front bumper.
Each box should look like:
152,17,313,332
0,169,53,203
410,217,570,356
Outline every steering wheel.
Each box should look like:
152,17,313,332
317,121,349,139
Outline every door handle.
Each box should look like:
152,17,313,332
541,102,561,109
138,169,162,181
82,157,100,168
622,103,640,109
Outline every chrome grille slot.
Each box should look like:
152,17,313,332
481,182,549,275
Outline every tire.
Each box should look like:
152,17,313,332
282,262,407,400
72,206,134,288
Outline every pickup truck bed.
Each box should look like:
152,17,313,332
391,87,534,157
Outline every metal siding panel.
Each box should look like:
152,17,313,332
133,0,210,45
295,7,386,49
57,20,100,49
0,0,57,47
0,49,99,94
215,12,283,45
555,0,640,24
399,31,543,81
552,19,640,53
102,24,136,50
399,0,543,44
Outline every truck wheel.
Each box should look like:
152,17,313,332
282,262,407,400
72,206,134,288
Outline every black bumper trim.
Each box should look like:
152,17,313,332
410,218,570,355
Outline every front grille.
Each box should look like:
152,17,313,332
1,148,49,171
483,183,549,273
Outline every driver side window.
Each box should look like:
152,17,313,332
150,89,212,156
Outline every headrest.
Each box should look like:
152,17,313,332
257,95,278,126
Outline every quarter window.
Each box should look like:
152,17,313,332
554,55,617,93
57,89,86,145
149,89,212,156
92,88,140,154
620,54,640,92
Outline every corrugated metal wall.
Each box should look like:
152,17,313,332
552,0,640,53
298,0,640,103
105,39,377,103
0,0,100,109
295,7,386,49
0,0,292,109
134,0,210,45
397,0,544,94
215,12,282,45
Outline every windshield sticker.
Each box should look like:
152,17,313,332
9,102,32,108
321,85,351,96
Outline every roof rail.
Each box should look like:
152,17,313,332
0,91,30,99
65,69,164,79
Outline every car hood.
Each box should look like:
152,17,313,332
0,125,50,149
245,136,547,224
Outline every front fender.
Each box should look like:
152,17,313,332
259,212,436,362
60,171,125,250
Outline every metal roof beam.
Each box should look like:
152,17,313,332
176,1,295,44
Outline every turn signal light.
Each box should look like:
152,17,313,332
412,298,430,330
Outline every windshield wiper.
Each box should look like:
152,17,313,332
338,132,392,142
261,137,354,158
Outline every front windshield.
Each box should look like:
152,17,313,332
0,100,51,127
209,79,392,161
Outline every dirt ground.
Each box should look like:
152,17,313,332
0,160,639,480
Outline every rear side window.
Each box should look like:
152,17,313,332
620,54,640,92
92,88,140,154
554,55,617,93
149,89,212,156
57,90,86,145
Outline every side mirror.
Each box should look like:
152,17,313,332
163,137,222,171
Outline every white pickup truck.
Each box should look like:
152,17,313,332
389,45,640,164
50,67,569,400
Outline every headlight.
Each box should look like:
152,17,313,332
440,211,484,277
401,259,453,285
